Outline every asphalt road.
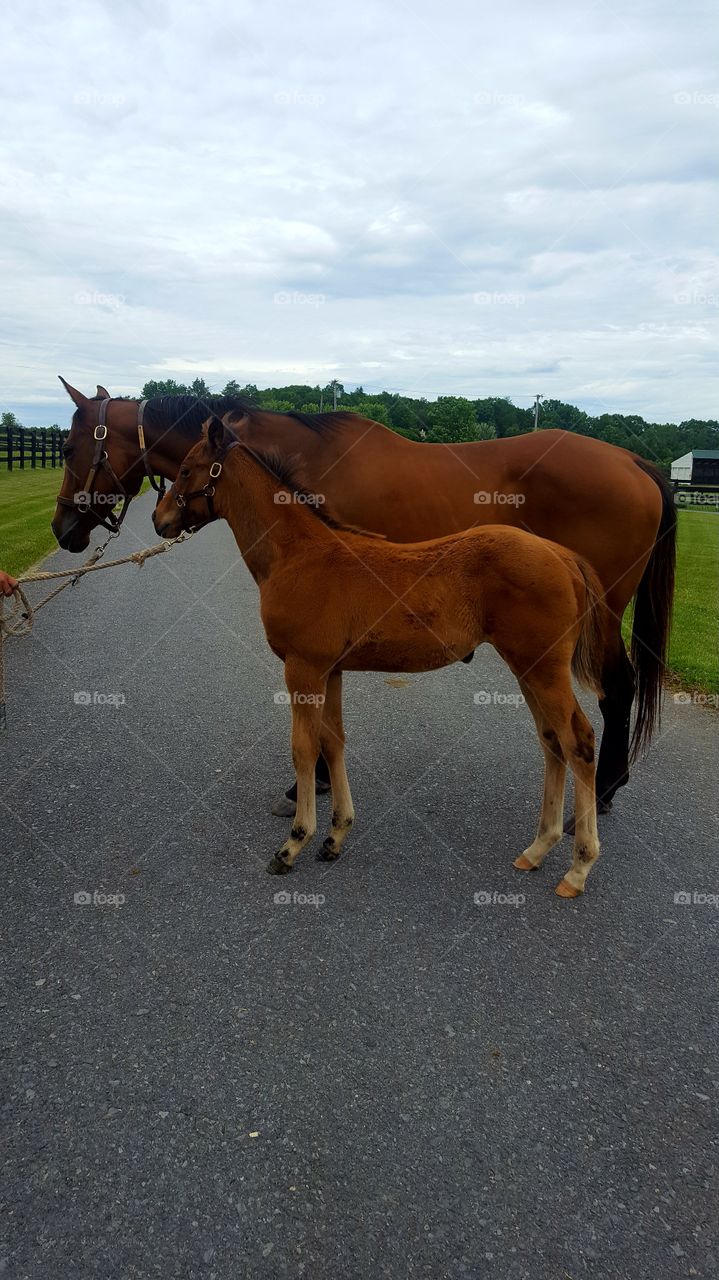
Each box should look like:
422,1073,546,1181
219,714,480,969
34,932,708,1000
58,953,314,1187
2,492,717,1279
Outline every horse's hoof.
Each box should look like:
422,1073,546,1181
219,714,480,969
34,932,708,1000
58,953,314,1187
563,816,575,835
315,780,331,795
267,853,293,876
597,798,613,815
513,854,538,871
316,839,340,863
272,796,297,818
555,877,582,899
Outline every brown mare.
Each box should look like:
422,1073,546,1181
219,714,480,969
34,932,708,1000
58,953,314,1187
153,416,612,896
52,380,676,818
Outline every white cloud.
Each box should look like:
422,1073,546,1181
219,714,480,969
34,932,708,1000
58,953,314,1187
1,0,717,424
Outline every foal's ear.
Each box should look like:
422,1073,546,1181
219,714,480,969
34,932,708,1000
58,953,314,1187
204,414,235,455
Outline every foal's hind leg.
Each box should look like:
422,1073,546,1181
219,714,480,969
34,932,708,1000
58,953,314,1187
555,701,600,898
316,671,355,864
513,684,567,873
267,662,327,875
518,666,601,896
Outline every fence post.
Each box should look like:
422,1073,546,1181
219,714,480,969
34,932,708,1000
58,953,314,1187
19,430,25,470
31,429,37,469
41,431,47,468
6,422,12,471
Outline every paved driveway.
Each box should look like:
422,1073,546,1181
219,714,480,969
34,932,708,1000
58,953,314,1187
2,493,717,1277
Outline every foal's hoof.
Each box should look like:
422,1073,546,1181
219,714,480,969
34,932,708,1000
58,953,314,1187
272,796,297,818
555,877,582,899
316,838,340,863
267,853,293,876
513,854,539,872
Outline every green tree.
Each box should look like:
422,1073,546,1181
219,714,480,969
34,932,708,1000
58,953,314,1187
426,396,478,442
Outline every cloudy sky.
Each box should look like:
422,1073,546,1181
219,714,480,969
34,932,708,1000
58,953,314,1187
1,0,717,426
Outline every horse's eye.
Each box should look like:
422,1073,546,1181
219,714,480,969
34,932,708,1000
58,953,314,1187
62,445,74,459
179,467,190,480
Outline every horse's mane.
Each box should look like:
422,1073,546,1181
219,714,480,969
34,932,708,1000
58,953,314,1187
143,394,356,440
242,446,385,540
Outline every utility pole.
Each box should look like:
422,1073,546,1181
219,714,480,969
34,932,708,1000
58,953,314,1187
330,379,340,410
532,394,544,431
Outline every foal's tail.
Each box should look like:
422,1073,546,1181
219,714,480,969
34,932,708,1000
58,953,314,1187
571,558,609,696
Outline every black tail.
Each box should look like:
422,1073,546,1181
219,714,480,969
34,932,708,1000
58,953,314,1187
630,459,677,761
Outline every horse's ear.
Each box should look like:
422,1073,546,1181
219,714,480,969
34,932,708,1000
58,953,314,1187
96,384,110,399
58,376,88,408
205,414,234,454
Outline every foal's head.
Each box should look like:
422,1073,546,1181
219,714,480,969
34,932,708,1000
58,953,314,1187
153,415,236,538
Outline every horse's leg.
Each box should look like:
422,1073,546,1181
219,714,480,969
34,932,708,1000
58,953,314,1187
595,628,636,809
561,623,635,833
518,666,601,896
513,684,567,873
271,752,331,818
555,698,601,897
267,664,327,875
315,671,355,863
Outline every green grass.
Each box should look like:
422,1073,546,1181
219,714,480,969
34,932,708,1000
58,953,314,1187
1,469,717,691
0,466,65,577
664,510,718,693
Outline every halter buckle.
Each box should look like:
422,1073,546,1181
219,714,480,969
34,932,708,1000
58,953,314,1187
209,462,222,479
94,424,108,441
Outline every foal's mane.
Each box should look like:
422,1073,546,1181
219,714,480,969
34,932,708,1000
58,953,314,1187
143,394,356,440
242,446,385,540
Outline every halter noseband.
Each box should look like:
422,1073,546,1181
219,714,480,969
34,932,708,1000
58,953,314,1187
57,399,168,534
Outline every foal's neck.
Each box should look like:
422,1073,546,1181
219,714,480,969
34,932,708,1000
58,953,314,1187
217,450,330,582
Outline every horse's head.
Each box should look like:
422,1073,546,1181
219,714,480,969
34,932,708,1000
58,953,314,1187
153,415,236,539
52,378,144,552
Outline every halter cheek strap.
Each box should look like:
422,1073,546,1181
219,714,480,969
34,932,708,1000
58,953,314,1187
137,400,167,498
173,460,224,525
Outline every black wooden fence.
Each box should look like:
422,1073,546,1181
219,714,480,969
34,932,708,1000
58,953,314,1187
0,426,67,470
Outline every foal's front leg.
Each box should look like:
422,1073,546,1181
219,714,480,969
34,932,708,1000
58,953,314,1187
267,665,327,875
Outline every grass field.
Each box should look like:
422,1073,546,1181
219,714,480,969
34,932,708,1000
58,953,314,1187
1,468,717,692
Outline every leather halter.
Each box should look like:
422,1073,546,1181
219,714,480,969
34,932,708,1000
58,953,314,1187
57,399,167,534
170,443,239,527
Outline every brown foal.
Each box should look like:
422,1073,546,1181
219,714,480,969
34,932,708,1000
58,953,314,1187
154,417,613,898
